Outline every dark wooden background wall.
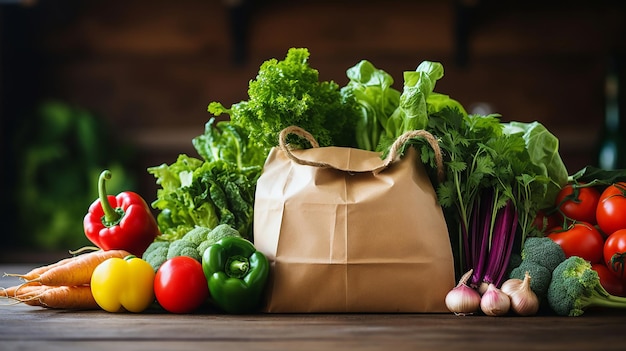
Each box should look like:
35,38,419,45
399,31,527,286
1,0,625,251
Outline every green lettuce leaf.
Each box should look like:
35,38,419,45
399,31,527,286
384,61,444,141
341,60,400,151
502,121,569,209
149,118,263,242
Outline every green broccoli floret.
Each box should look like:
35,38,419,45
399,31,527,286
521,237,566,271
510,260,552,299
208,223,241,242
196,224,242,257
196,240,213,258
142,225,243,272
142,241,170,272
182,226,213,246
547,256,626,316
167,239,202,261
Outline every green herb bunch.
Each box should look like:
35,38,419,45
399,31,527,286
417,107,569,279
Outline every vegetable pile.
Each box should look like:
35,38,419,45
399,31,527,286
3,47,626,317
422,111,568,290
536,169,626,313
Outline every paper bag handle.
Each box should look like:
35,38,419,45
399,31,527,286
278,126,329,168
374,129,444,181
278,126,444,181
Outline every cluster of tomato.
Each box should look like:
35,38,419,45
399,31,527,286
535,182,626,296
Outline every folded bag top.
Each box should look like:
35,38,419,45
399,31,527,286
254,126,455,313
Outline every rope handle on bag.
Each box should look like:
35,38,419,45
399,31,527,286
278,126,444,181
374,129,444,182
278,126,330,168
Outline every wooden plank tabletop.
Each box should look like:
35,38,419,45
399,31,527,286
2,263,626,351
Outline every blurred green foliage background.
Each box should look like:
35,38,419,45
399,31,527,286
11,100,137,250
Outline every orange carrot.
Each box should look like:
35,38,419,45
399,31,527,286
1,283,43,298
15,285,99,310
4,256,81,281
20,249,131,287
3,247,101,281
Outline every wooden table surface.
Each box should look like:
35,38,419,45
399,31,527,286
2,263,626,351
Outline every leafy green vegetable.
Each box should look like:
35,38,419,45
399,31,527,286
502,121,568,210
151,48,364,243
192,117,265,174
569,165,626,187
342,59,465,152
426,92,467,116
149,154,219,240
383,61,444,143
340,60,400,151
417,107,568,282
149,118,262,242
339,57,568,284
208,48,359,152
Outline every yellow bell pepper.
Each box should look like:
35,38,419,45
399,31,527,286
90,255,155,313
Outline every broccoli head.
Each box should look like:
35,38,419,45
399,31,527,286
521,237,566,272
142,241,170,272
141,224,243,272
510,260,552,299
207,224,241,242
182,226,212,246
196,224,242,257
167,239,202,261
547,256,626,316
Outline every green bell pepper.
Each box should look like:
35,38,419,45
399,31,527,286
201,236,269,313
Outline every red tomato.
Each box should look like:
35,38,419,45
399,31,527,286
154,256,209,313
547,223,605,263
596,182,626,236
591,263,626,297
532,210,561,233
603,228,626,281
555,183,600,224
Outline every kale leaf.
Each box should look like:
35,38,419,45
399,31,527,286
208,48,360,152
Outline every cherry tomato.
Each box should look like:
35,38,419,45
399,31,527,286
591,263,626,297
555,183,600,224
596,182,626,236
154,256,210,313
548,222,604,263
603,229,626,281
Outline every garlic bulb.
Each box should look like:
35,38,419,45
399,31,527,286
477,281,489,295
500,271,539,316
480,283,510,316
445,269,482,316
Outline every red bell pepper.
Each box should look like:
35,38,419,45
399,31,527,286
84,170,160,257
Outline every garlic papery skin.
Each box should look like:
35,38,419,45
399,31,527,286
445,269,481,316
501,271,539,316
477,281,489,295
480,283,510,316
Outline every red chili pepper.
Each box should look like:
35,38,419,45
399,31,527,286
84,170,160,257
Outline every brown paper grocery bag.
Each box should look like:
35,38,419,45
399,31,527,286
254,126,455,312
